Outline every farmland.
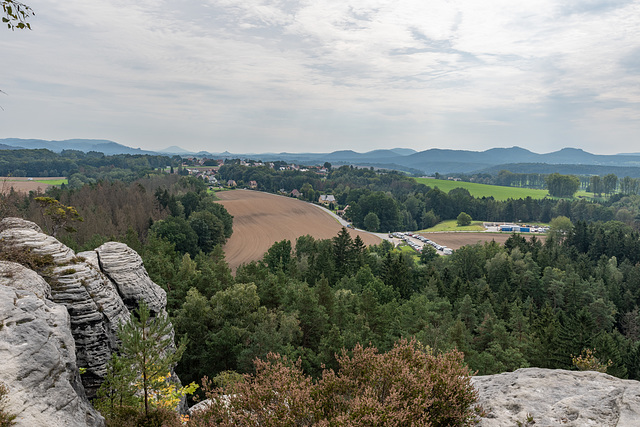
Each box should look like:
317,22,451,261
414,178,550,201
0,177,68,194
419,231,545,251
216,189,381,271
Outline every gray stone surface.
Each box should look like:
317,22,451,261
0,217,43,233
49,261,130,396
0,217,179,409
472,367,640,426
0,261,51,299
0,220,75,265
0,284,104,427
94,241,167,314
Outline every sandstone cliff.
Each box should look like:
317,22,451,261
0,218,177,427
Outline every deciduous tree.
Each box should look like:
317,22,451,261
2,0,33,30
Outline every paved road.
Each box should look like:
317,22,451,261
310,203,398,244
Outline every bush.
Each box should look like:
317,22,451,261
456,212,472,227
190,339,478,426
572,348,612,373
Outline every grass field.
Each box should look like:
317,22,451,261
414,178,551,201
413,177,605,201
34,179,67,185
421,220,486,232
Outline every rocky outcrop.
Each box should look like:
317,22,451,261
0,283,104,426
91,242,167,314
472,367,640,426
0,217,177,426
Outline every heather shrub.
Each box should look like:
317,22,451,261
190,338,478,426
192,353,318,426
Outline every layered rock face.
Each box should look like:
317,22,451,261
0,280,103,427
0,217,176,426
473,367,640,426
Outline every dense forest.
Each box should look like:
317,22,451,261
3,151,640,424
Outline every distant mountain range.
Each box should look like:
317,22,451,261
3,138,640,176
0,138,158,156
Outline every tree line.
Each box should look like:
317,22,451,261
0,148,176,184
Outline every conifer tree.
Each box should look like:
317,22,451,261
118,301,187,417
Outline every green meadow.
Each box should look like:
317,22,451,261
414,178,551,201
422,220,486,232
34,179,68,186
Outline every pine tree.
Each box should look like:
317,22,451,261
118,301,187,417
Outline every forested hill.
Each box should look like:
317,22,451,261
0,148,174,180
6,139,640,175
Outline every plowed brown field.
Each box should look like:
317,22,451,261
418,232,545,250
216,190,381,271
0,177,64,194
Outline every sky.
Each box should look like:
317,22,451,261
1,0,640,155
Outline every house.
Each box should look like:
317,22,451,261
249,180,258,189
337,204,350,216
227,180,237,187
318,195,336,205
291,189,302,198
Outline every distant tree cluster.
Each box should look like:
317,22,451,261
546,173,580,198
0,149,174,183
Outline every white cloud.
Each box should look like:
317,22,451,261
1,0,640,154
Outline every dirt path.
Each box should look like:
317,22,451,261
216,190,381,271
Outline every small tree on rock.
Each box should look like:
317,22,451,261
111,301,194,418
34,197,83,237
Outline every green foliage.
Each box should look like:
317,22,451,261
34,197,83,236
2,0,33,30
151,217,199,255
111,301,191,417
363,211,380,231
546,173,580,198
94,353,139,421
548,216,573,242
457,211,472,226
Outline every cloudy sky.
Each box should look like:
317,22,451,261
1,0,640,154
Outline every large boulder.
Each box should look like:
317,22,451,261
0,284,104,426
473,367,640,426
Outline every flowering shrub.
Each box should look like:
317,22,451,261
190,339,478,426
